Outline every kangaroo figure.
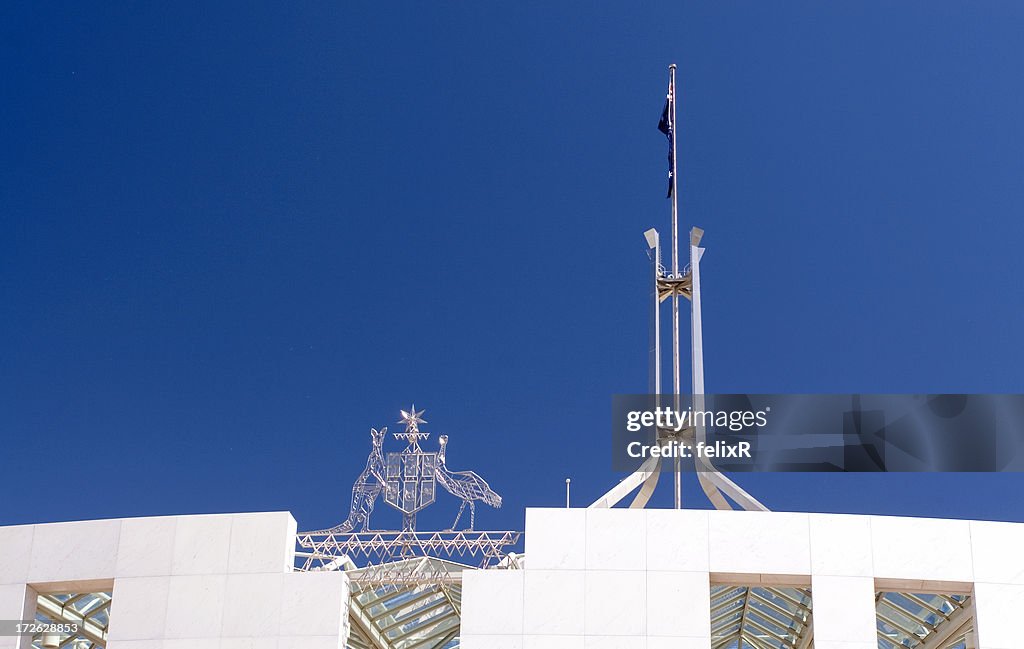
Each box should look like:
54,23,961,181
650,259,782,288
328,427,386,533
435,434,502,531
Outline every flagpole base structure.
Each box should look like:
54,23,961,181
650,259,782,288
589,226,767,512
589,457,661,509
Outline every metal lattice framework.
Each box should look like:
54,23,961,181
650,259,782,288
296,529,521,575
710,585,813,649
876,591,973,649
32,592,111,649
343,557,474,649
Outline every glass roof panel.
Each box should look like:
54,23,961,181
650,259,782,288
347,556,473,649
710,585,811,649
876,591,971,649
33,591,112,649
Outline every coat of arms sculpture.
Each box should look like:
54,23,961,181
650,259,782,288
328,405,502,533
296,405,519,575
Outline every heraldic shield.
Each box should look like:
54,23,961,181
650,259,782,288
384,449,438,516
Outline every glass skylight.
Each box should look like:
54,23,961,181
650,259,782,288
710,585,813,649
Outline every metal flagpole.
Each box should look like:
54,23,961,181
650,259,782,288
668,64,681,510
589,64,771,513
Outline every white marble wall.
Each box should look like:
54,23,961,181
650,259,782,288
461,508,1023,649
0,512,349,649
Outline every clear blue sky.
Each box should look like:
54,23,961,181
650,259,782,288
3,2,1024,531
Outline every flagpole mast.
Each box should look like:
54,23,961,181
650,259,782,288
668,63,681,510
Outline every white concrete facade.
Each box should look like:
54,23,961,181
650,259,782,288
0,512,349,649
3,508,1022,649
461,508,1024,649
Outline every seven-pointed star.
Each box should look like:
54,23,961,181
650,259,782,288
398,405,427,430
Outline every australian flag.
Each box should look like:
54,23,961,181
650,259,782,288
658,96,674,198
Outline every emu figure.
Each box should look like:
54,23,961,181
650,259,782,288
435,434,502,530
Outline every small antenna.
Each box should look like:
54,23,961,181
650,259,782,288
565,478,571,508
